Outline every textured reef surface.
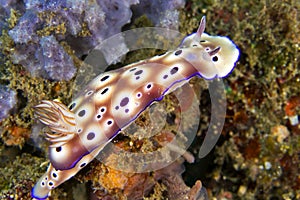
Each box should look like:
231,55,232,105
0,0,299,199
0,85,17,122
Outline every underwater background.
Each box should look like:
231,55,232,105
0,0,299,199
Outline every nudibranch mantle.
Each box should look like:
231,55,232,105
32,16,239,199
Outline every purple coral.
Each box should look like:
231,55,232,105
10,36,76,81
0,0,25,36
6,0,185,81
24,0,67,11
0,85,17,122
8,11,40,43
132,0,185,29
38,35,76,81
6,0,141,81
0,0,25,15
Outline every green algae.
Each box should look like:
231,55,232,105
36,11,67,37
0,152,46,199
6,9,21,29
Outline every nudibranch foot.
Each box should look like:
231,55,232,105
32,16,239,199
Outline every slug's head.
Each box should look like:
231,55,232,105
179,16,239,77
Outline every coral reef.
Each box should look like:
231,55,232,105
0,0,25,31
132,0,186,29
180,0,300,199
39,35,76,81
0,0,299,200
0,152,47,199
8,0,139,81
79,157,207,200
0,85,17,122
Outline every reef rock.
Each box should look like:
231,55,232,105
0,85,17,122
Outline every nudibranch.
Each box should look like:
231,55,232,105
32,16,239,199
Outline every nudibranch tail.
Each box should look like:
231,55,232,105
32,143,106,200
32,16,239,199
